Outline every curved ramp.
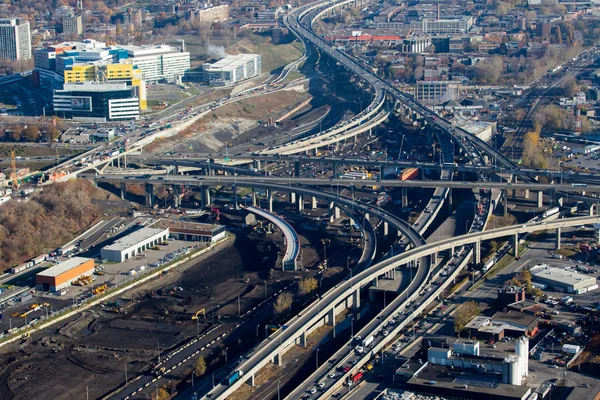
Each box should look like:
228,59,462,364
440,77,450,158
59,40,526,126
246,206,300,271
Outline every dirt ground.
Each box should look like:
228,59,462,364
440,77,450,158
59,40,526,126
0,218,311,400
146,87,310,154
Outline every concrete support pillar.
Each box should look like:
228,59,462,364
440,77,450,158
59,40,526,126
249,374,255,387
201,186,211,208
252,190,257,207
353,288,361,309
590,204,595,216
268,191,273,213
294,160,300,177
145,183,153,206
537,191,543,208
502,189,508,216
474,240,481,264
448,188,453,212
297,194,304,212
512,189,517,201
524,189,529,199
557,196,563,206
300,331,307,348
120,182,126,200
513,233,519,258
289,192,296,204
365,213,370,221
351,185,355,201
254,160,261,170
335,207,341,219
432,252,438,265
383,221,389,237
175,165,180,175
312,196,318,210
402,187,408,208
556,227,561,250
327,307,336,327
379,164,384,179
233,185,238,210
372,276,378,286
275,351,283,366
332,161,338,177
173,185,181,208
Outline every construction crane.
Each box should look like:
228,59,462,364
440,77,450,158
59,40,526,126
10,151,19,191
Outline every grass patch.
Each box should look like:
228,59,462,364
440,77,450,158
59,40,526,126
556,248,577,258
283,70,305,83
228,38,303,73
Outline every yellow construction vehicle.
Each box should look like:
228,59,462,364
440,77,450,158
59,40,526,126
191,308,205,320
30,303,39,310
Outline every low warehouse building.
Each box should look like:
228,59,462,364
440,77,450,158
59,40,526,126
150,219,226,243
532,265,598,294
36,257,95,292
101,227,169,262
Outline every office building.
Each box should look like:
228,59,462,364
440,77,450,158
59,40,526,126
121,44,190,83
415,80,460,104
202,54,262,86
36,257,94,292
52,81,141,121
188,5,229,23
63,63,146,109
0,18,31,60
532,265,598,294
101,227,170,262
63,14,83,36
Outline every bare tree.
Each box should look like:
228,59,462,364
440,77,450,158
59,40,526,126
273,291,294,315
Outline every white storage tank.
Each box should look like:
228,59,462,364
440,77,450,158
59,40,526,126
516,336,529,377
503,355,522,385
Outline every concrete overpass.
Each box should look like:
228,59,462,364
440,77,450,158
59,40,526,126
201,211,600,400
125,154,597,184
246,206,301,271
85,174,600,199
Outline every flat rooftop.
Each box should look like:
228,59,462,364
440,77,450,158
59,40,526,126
150,219,223,234
204,54,260,72
408,367,531,400
37,257,92,278
532,265,596,286
103,227,168,252
492,311,538,329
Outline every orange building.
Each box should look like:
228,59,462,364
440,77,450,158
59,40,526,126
36,257,94,292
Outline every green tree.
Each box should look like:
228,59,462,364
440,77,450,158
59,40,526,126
454,300,480,337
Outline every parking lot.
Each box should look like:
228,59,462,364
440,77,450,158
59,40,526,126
0,238,204,334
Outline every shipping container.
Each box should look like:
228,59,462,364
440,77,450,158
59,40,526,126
227,370,244,385
399,167,419,181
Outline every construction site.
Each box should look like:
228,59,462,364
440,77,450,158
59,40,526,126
0,193,360,400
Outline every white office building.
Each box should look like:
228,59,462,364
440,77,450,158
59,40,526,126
202,54,262,86
0,18,31,60
52,81,141,122
122,44,190,83
101,227,169,262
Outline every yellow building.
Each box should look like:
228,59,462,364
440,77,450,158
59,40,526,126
64,64,146,109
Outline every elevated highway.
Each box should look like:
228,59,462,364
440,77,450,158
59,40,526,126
246,206,301,271
86,174,600,194
128,154,600,184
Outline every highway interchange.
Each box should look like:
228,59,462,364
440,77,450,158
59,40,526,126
10,0,600,399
